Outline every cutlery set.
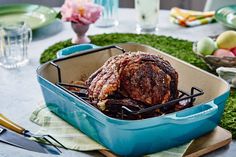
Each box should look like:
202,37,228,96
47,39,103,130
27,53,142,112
0,113,66,155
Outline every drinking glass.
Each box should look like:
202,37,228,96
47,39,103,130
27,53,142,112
135,0,160,33
0,21,32,69
94,0,119,27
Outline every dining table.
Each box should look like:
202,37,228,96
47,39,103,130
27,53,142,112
0,8,235,157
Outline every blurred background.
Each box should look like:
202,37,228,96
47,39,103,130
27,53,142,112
0,0,235,11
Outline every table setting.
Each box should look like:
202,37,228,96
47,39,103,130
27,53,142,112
0,0,236,157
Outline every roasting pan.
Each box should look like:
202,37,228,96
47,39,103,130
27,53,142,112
37,43,230,156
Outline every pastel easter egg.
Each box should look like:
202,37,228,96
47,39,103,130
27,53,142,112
216,31,236,49
197,37,217,56
213,49,235,57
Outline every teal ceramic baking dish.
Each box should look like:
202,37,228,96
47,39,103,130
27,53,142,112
37,43,230,156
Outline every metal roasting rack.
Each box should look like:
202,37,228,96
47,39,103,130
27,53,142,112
50,45,204,119
50,45,126,83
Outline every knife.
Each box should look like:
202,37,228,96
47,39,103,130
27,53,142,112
0,125,56,154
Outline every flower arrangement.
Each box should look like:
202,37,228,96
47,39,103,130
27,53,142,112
60,0,102,44
61,0,102,25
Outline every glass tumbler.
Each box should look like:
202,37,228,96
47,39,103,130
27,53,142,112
135,0,160,33
0,21,32,69
94,0,119,27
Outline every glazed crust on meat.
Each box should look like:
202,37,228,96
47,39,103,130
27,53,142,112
86,51,178,106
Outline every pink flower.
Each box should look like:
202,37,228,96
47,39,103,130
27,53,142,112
61,0,102,25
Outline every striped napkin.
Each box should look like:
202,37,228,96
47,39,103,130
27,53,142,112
30,105,192,157
170,7,215,27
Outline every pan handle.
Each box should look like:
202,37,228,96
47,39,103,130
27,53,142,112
164,101,218,124
57,44,99,58
0,114,25,135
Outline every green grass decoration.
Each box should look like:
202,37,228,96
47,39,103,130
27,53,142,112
40,33,236,138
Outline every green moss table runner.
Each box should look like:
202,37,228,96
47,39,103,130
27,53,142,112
40,33,236,139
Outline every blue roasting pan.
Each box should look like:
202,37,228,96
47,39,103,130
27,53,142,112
37,43,230,156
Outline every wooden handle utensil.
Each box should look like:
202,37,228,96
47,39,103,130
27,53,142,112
0,113,25,134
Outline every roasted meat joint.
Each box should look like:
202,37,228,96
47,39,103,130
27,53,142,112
85,51,180,119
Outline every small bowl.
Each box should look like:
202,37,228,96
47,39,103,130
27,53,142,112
216,67,236,88
193,42,236,70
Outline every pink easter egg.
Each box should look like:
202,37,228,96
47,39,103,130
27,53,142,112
213,49,235,57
